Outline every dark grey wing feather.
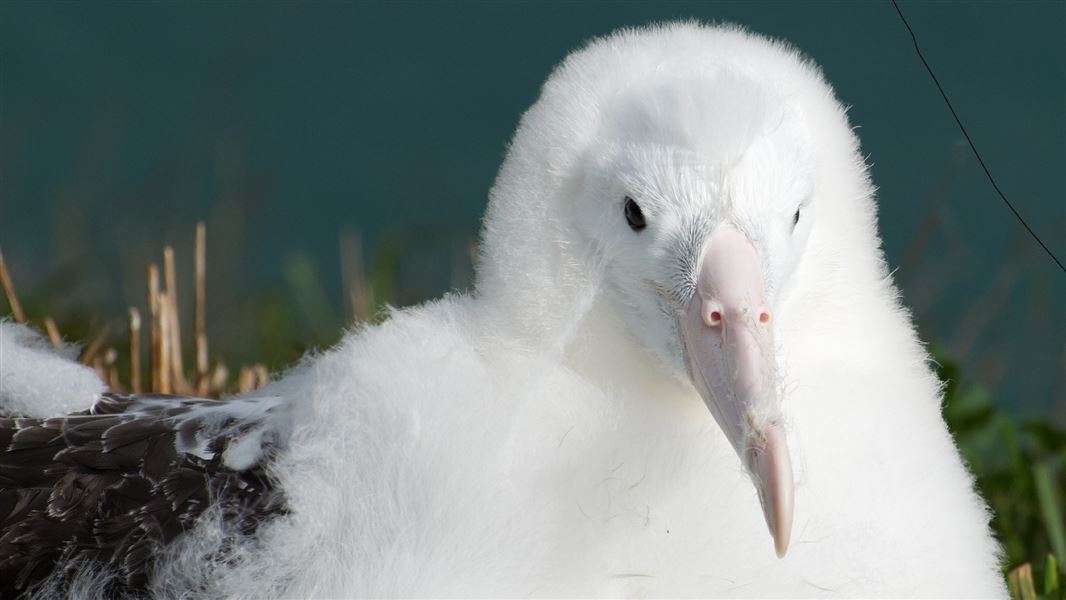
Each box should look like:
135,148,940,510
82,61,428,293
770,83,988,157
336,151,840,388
0,392,289,597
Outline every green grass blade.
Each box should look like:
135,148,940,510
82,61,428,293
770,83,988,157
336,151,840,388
1032,461,1066,563
1045,554,1060,597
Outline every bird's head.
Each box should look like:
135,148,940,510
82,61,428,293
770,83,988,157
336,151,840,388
479,23,874,559
567,72,814,557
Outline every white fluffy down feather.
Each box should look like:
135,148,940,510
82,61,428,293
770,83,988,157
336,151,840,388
6,23,1005,598
0,321,104,417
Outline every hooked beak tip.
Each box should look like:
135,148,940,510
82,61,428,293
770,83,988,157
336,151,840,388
751,423,794,558
775,537,789,559
775,490,793,558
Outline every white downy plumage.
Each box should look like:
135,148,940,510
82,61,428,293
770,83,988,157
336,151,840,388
4,23,1005,598
0,321,105,417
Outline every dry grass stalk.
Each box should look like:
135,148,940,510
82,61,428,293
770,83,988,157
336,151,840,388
163,247,186,386
43,318,62,348
92,355,107,387
1,223,275,400
147,264,163,392
254,364,269,389
103,348,120,391
236,367,256,394
80,324,111,366
164,246,195,395
0,248,26,323
195,222,208,394
129,307,142,393
210,364,229,396
340,228,373,323
158,290,172,394
235,365,269,394
1007,562,1037,600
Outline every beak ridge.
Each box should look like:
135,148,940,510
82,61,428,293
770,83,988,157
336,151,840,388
679,225,794,557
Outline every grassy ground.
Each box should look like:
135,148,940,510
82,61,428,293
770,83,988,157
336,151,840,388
938,351,1065,598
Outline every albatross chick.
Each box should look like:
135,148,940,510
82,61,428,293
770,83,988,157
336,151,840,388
1,22,1005,598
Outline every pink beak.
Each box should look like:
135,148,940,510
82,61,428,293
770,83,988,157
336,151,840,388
678,226,794,557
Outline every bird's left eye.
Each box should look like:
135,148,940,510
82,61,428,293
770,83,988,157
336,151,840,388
624,197,646,232
792,208,801,230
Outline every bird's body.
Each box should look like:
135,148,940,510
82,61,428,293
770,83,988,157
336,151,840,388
1,23,1004,598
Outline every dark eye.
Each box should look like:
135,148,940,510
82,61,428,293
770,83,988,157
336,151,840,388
792,207,801,229
624,197,646,232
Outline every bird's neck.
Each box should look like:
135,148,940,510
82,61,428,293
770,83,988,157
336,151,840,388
560,294,697,410
468,280,692,408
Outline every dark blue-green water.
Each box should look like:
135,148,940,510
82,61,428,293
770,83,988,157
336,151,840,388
1,2,1063,420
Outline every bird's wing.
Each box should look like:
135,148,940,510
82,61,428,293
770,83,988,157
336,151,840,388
0,392,290,596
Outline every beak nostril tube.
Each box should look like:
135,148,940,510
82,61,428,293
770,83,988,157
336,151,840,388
705,308,769,325
702,302,724,327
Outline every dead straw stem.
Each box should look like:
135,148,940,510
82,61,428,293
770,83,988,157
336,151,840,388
158,290,172,394
164,246,193,394
80,324,111,366
236,367,255,394
129,307,142,393
164,247,185,378
147,264,163,392
43,318,62,348
0,223,267,399
195,223,208,394
0,248,26,323
339,228,373,323
103,348,120,391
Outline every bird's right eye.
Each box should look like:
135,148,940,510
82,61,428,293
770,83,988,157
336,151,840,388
624,197,646,232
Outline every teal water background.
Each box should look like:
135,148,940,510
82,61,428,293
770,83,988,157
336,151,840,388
1,1,1063,420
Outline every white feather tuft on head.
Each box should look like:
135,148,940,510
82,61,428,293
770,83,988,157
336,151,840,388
475,22,883,364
